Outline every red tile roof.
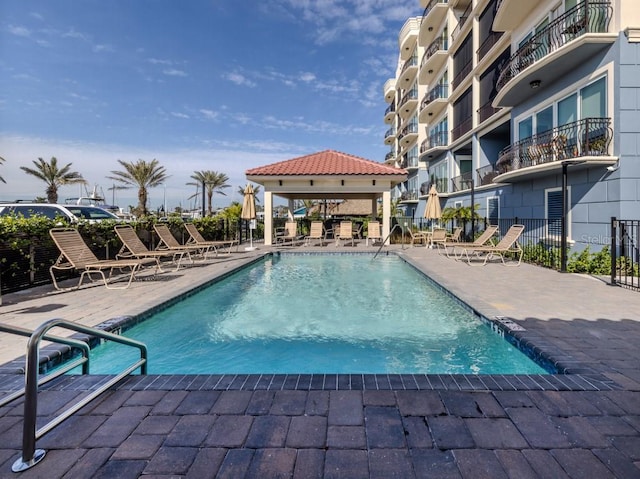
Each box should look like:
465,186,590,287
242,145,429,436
246,150,406,176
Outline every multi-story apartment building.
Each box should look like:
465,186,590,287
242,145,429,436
385,0,640,253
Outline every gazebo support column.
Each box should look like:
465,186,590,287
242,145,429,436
382,191,391,245
264,191,273,246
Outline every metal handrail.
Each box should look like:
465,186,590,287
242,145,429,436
0,323,91,408
11,318,147,472
373,223,404,259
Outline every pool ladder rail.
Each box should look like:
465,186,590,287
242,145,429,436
373,223,406,259
0,319,148,473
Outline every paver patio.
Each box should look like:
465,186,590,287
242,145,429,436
1,244,639,477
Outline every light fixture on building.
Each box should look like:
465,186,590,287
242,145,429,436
428,112,433,116
529,80,541,89
428,27,433,32
428,69,433,74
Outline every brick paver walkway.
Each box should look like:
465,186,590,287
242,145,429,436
1,244,639,477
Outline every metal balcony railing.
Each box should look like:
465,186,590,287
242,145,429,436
476,164,500,186
398,123,419,142
451,171,474,192
420,130,448,154
400,189,419,201
400,54,419,75
451,116,472,141
385,150,396,162
421,0,448,22
478,100,501,123
496,117,612,174
399,88,419,109
401,153,420,169
452,60,472,90
420,37,447,70
420,84,449,111
477,31,503,60
384,127,397,139
385,102,396,116
497,1,612,91
452,3,473,42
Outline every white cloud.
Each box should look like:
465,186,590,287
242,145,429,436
163,69,188,77
171,112,190,119
7,25,31,37
93,44,114,53
199,109,219,120
223,72,256,88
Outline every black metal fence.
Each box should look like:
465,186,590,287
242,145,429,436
611,218,640,291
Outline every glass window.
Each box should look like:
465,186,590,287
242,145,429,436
487,197,499,225
558,93,577,126
536,106,553,134
518,117,532,140
546,188,570,238
581,77,606,118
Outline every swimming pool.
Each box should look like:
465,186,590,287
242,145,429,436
87,253,549,375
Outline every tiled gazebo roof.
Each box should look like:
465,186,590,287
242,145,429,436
245,150,405,176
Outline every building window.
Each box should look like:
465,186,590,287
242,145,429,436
487,197,499,225
546,187,570,239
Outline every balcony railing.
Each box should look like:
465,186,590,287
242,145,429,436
478,100,500,123
476,164,500,186
400,54,419,75
398,123,418,142
496,117,612,174
452,60,472,90
420,84,449,111
420,130,448,154
399,88,419,109
451,116,472,141
385,150,396,162
497,1,612,91
477,31,503,60
401,153,420,169
451,3,472,42
421,0,448,22
420,37,447,70
451,171,473,192
384,127,397,139
385,103,396,116
400,189,419,201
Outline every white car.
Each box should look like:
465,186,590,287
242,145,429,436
0,203,120,223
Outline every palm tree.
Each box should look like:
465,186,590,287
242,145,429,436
187,170,231,216
19,157,86,203
0,156,5,184
236,184,261,203
107,159,169,216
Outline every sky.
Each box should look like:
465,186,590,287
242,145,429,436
0,0,420,211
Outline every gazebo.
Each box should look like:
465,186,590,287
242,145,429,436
246,150,408,245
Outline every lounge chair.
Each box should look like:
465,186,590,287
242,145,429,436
443,225,499,258
154,223,209,257
335,221,354,246
49,227,155,290
184,223,238,255
366,221,383,246
276,221,303,246
305,221,326,246
458,224,525,266
115,224,191,271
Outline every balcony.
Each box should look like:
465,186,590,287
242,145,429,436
384,78,397,103
398,123,419,148
476,164,500,186
384,102,396,125
495,118,616,182
477,31,503,62
495,1,614,107
420,131,448,158
401,152,420,170
398,89,419,120
452,59,472,91
451,171,473,192
399,17,420,60
397,54,419,87
384,150,397,164
400,189,419,202
451,2,472,44
384,127,397,145
477,100,501,125
451,116,472,141
419,84,448,122
418,37,448,83
419,0,448,47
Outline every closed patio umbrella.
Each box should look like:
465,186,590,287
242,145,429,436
424,184,442,224
241,183,257,250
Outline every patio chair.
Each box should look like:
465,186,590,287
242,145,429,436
458,224,525,266
366,221,383,246
447,227,463,243
184,223,238,256
430,228,448,251
154,223,209,257
276,221,303,246
407,229,430,246
443,225,499,258
49,227,156,291
115,224,191,271
335,221,354,246
305,221,326,246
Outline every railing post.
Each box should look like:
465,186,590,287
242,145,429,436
610,216,617,286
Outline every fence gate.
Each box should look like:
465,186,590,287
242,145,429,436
611,217,640,291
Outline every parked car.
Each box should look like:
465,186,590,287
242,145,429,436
0,203,120,223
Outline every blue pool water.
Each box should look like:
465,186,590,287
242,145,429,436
87,254,548,375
